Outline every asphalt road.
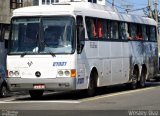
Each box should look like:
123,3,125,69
0,80,160,116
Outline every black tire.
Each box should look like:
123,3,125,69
0,84,8,98
129,69,138,89
29,90,44,99
138,72,146,88
86,72,97,97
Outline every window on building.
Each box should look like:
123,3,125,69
47,0,50,4
42,0,45,4
33,0,39,6
51,0,54,3
88,0,97,3
0,24,10,42
10,0,23,9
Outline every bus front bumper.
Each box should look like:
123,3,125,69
7,77,76,91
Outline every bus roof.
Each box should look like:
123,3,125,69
12,2,156,26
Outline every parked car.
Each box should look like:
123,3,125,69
0,65,9,98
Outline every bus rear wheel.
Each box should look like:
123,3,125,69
29,90,44,99
138,71,146,88
129,69,138,89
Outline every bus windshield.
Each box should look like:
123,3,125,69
9,16,74,55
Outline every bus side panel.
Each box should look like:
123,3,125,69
129,41,158,80
110,42,129,85
76,41,130,89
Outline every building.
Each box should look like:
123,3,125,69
0,0,34,41
0,0,106,41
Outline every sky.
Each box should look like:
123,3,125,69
107,0,160,16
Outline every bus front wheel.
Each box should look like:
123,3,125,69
29,90,44,99
86,71,98,97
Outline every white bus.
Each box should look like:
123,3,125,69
7,2,158,98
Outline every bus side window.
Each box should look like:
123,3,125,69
91,18,97,38
127,23,132,40
142,25,148,41
85,17,97,39
135,24,143,40
97,19,103,38
103,20,108,39
149,26,156,41
97,19,107,39
119,22,127,40
110,21,119,39
130,23,137,40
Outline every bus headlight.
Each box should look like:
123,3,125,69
64,70,70,76
58,70,63,76
14,71,20,76
9,71,14,77
57,69,76,78
8,70,20,77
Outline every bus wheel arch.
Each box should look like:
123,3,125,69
86,67,98,96
138,64,147,88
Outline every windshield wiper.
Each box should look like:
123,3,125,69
43,41,56,57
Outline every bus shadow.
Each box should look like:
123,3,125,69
15,80,160,101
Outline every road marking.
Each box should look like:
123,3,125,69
0,86,159,104
0,100,81,104
81,86,160,102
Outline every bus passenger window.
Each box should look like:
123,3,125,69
85,17,97,39
119,22,127,40
135,33,142,40
91,19,97,38
130,24,137,40
110,21,119,39
98,20,103,38
142,25,148,40
135,25,143,40
149,26,156,41
127,23,132,40
102,20,108,39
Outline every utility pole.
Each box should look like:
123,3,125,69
148,0,152,18
154,0,158,27
112,0,114,7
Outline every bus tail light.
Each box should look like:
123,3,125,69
71,69,76,78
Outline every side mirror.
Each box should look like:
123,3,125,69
77,26,85,54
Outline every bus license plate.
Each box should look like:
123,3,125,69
33,84,45,89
